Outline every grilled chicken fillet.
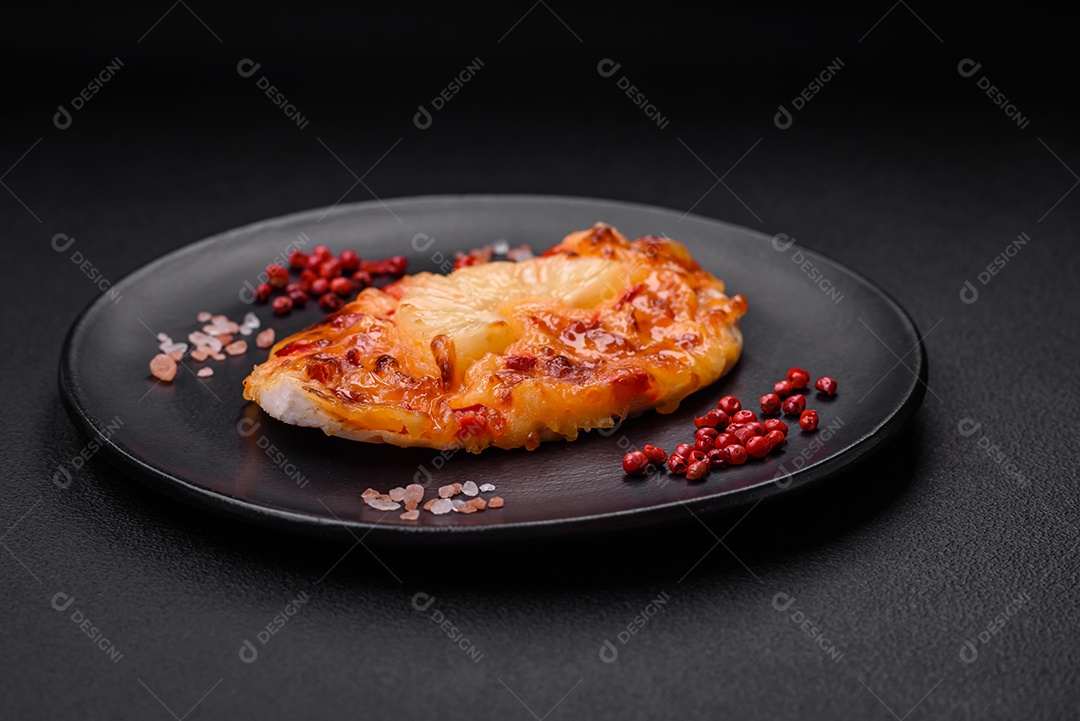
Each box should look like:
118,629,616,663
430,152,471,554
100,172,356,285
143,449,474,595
243,224,747,452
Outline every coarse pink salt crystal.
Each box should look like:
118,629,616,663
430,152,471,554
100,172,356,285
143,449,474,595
361,488,380,499
423,498,437,511
225,340,248,356
467,497,487,511
197,367,213,378
462,481,479,497
403,484,424,511
216,334,233,346
430,499,453,515
388,487,406,502
438,484,456,499
190,348,209,362
454,503,477,514
399,509,420,521
167,349,185,362
212,314,228,323
364,497,401,511
452,483,463,494
256,328,276,349
479,483,495,492
149,353,177,382
488,496,505,508
197,312,212,322
210,352,226,361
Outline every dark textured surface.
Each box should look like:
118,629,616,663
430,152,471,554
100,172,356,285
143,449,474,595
4,3,1080,719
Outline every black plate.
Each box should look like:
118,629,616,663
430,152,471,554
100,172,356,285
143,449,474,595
59,195,926,543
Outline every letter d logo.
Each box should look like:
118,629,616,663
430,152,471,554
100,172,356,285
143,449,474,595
957,58,981,78
414,105,433,130
54,105,72,130
52,592,75,612
774,104,793,130
959,280,979,304
772,592,796,612
239,639,258,663
237,58,261,78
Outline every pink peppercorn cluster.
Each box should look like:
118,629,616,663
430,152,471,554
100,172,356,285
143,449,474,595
621,367,839,480
254,245,408,316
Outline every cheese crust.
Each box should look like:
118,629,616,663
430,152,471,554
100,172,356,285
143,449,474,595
242,224,747,452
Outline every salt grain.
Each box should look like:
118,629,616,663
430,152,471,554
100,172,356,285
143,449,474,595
156,332,171,343
225,340,248,356
492,240,509,255
197,367,213,378
452,483,463,494
364,497,401,511
167,349,185,362
438,484,456,499
399,509,420,521
403,484,424,511
423,498,437,511
488,496,505,508
361,488,380,499
388,487,406,502
430,499,453,515
197,312,212,322
242,312,260,329
468,497,487,511
454,503,477,514
506,245,534,262
479,483,495,492
256,328,276,349
149,354,177,382
462,481,479,497
239,326,253,336
190,348,208,362
188,332,222,353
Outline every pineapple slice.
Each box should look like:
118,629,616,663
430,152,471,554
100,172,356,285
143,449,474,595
395,256,627,385
243,224,747,452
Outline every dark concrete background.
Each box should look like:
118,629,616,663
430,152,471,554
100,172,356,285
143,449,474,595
3,2,1078,719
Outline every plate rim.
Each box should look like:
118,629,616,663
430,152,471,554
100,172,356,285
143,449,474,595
58,193,927,544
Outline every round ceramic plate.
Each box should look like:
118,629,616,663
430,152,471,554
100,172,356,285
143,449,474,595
59,195,926,543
